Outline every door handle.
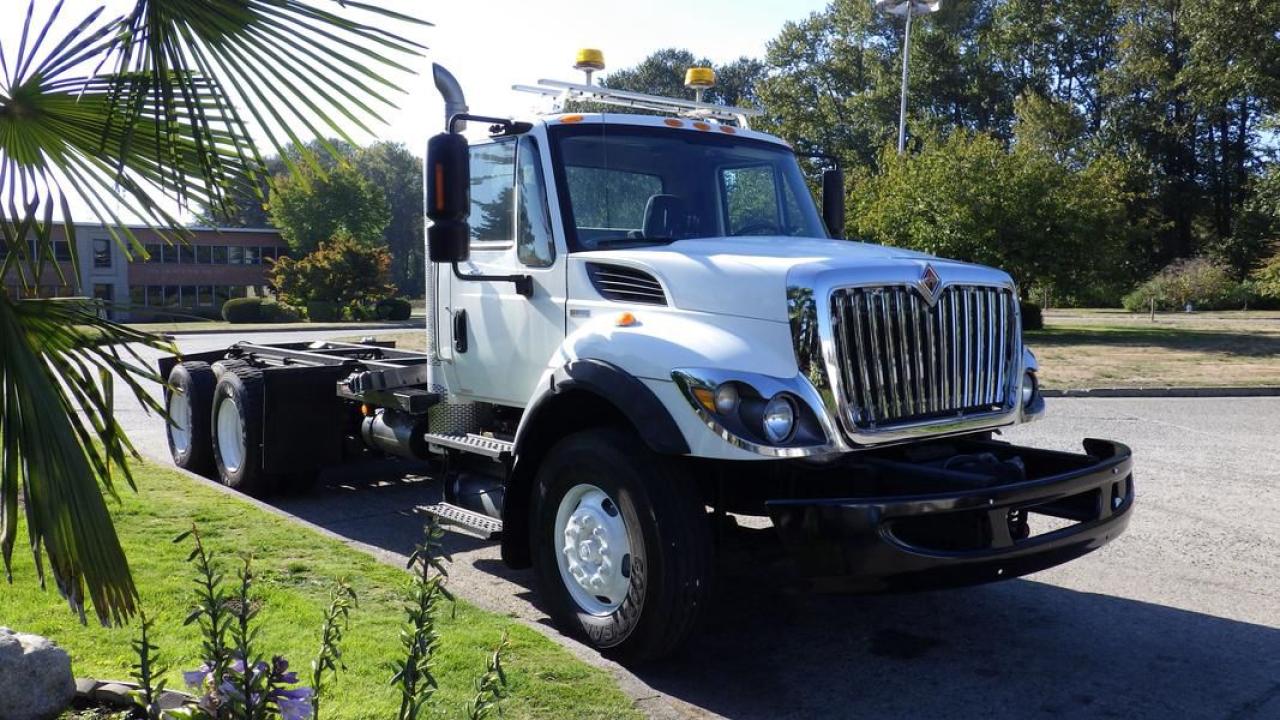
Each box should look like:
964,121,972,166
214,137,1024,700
453,309,468,353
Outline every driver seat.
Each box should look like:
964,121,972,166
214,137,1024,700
641,194,687,238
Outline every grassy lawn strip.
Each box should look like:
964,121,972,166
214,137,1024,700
1,459,641,720
1029,310,1280,389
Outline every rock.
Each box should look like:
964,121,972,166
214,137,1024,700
0,627,76,720
158,689,195,710
91,681,137,706
74,677,98,698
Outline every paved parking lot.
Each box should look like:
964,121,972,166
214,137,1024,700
117,331,1280,720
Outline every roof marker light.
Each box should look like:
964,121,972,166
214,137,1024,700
663,118,683,127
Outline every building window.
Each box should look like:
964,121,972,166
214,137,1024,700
261,246,276,263
211,245,228,264
53,240,73,262
230,286,248,299
164,285,179,308
147,285,164,308
178,245,195,264
196,286,215,307
93,238,112,268
196,245,211,264
145,244,162,263
228,246,244,265
244,246,260,265
93,284,114,303
214,286,230,308
130,285,145,307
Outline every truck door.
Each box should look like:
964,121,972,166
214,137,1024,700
441,134,566,406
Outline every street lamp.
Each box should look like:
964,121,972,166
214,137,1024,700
874,0,942,153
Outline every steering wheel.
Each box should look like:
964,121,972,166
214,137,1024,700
733,220,783,236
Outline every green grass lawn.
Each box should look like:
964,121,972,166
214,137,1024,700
1,460,640,720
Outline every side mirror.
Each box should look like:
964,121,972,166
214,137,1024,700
821,167,845,239
426,132,470,263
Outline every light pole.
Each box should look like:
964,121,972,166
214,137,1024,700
874,1,942,154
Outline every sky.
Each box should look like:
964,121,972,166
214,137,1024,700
1,0,831,222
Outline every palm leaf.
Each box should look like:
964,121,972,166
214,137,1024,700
1,0,426,624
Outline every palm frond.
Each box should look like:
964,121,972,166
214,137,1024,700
105,0,428,208
0,0,427,624
0,294,172,625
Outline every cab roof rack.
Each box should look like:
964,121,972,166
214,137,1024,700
513,79,762,129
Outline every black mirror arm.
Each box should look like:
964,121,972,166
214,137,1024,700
452,263,534,298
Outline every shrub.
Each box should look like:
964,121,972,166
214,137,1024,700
1252,243,1280,302
1020,301,1044,331
222,297,263,323
271,229,396,310
222,298,301,324
376,297,413,321
260,300,302,323
1122,257,1244,312
306,300,339,322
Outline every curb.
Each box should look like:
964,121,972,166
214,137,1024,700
158,320,423,337
1042,386,1280,398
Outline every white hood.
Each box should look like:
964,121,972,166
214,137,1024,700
576,236,1013,323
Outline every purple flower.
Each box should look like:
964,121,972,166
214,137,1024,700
183,664,211,689
274,688,314,720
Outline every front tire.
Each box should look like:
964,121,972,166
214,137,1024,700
531,428,712,662
210,365,275,496
166,361,216,477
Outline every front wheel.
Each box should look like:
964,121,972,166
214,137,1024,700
531,428,712,662
166,361,216,476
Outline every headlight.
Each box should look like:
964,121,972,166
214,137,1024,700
714,383,740,414
1021,371,1038,407
762,394,796,443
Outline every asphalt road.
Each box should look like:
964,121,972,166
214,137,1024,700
115,330,1280,720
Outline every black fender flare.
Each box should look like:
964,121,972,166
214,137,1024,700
514,359,690,458
501,359,690,568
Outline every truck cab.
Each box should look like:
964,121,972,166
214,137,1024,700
160,60,1134,663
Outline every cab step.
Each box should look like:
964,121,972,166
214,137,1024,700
423,432,513,461
420,502,503,540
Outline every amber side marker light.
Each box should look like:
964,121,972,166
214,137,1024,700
691,386,717,414
616,311,638,327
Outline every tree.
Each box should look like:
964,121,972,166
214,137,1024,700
1,0,424,624
354,143,424,296
268,163,391,255
601,49,765,108
271,230,396,308
849,132,1132,301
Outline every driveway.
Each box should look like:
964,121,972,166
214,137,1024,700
117,330,1280,720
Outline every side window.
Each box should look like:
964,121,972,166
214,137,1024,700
515,136,555,267
469,141,516,245
92,238,113,268
721,165,781,235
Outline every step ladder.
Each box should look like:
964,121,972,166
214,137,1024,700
420,432,513,540
419,501,503,540
423,432,513,462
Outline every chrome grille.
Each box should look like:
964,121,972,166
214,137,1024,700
830,285,1019,429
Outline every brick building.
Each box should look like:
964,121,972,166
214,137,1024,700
1,224,288,321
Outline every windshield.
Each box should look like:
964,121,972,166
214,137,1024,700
548,123,828,251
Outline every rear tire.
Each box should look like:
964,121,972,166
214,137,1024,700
531,427,712,663
210,365,275,496
166,361,216,477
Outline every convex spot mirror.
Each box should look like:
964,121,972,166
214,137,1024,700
426,132,470,263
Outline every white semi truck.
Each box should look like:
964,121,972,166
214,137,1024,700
160,57,1134,662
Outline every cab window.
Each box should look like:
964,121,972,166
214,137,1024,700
469,140,516,246
515,136,555,267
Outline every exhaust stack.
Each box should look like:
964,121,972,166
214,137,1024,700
433,63,469,132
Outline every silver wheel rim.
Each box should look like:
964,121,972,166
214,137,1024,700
555,484,632,616
168,390,192,455
215,395,244,474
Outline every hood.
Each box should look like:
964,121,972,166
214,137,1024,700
575,236,1013,322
